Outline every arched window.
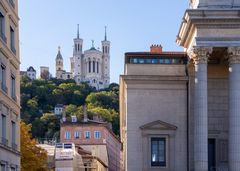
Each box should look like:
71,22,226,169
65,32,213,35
93,61,95,73
89,61,91,73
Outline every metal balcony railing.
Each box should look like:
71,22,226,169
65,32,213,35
0,32,7,43
1,137,8,146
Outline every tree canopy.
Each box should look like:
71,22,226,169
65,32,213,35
21,77,120,139
21,121,48,171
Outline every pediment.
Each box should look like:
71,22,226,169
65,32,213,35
140,120,177,130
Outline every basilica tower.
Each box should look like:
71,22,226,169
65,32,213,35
73,24,83,84
101,26,110,87
55,46,63,79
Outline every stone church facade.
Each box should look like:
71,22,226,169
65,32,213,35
55,26,110,90
120,0,240,171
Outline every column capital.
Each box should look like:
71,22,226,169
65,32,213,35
190,46,212,65
228,47,240,64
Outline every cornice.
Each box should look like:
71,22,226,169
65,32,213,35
176,9,240,48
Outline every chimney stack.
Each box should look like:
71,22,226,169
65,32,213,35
150,44,163,54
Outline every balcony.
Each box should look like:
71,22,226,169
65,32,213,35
12,143,17,151
9,0,15,9
1,137,8,146
11,45,16,55
0,32,7,43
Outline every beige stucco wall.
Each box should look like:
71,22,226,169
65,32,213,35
0,0,20,170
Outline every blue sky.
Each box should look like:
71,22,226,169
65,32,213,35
19,0,189,83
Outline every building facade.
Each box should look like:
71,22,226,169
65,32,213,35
120,45,188,171
0,0,20,170
120,0,240,170
60,120,122,171
70,26,110,90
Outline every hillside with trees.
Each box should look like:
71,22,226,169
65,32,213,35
20,76,120,141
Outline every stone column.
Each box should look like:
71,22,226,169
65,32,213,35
192,46,212,171
228,47,240,171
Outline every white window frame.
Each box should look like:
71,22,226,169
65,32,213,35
94,131,101,139
64,131,71,139
74,131,80,139
85,131,91,139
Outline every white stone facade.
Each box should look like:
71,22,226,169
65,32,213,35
71,26,110,90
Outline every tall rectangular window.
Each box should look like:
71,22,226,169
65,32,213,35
11,121,16,149
64,131,71,139
1,114,7,145
10,26,16,54
97,62,99,73
1,164,6,171
74,131,80,139
88,61,91,73
93,61,95,73
85,131,90,139
94,131,101,139
0,12,6,43
1,64,7,93
11,75,16,101
151,137,166,167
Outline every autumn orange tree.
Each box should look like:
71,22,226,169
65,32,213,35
21,121,48,171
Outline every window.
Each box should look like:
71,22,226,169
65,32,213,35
10,167,16,171
97,62,99,73
9,0,15,8
11,75,16,101
74,131,80,139
1,64,7,93
85,131,90,139
0,12,6,43
1,164,6,171
94,131,101,139
151,137,166,167
89,61,91,73
93,61,95,72
1,114,7,145
10,26,16,54
12,121,16,149
64,131,71,139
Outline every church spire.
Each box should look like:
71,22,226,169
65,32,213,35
104,26,107,41
77,24,79,39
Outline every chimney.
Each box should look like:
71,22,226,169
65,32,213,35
83,105,88,122
150,44,163,53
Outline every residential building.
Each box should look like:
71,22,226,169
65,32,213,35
20,66,36,80
54,104,65,116
0,0,20,170
26,66,36,80
120,45,188,171
60,119,122,171
70,25,110,90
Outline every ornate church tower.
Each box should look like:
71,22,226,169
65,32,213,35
101,26,110,88
55,46,63,79
73,24,83,84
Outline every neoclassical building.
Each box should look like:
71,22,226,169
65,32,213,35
70,26,110,90
0,0,20,170
120,0,240,170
